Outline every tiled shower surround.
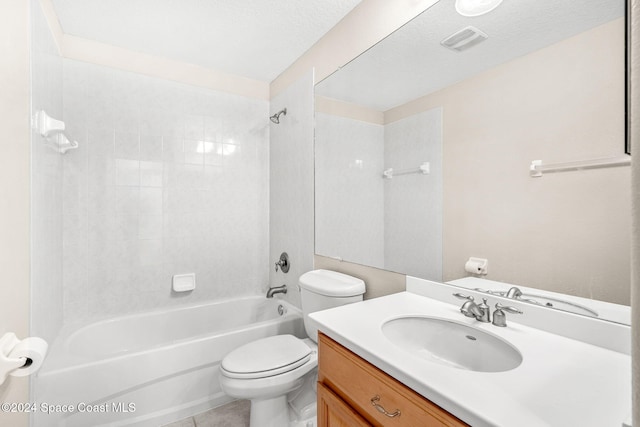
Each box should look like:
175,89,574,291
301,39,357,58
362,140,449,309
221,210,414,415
315,108,442,282
384,108,442,281
30,0,63,343
315,113,385,268
61,59,269,323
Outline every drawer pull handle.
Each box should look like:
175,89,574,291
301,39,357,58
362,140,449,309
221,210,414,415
370,395,401,418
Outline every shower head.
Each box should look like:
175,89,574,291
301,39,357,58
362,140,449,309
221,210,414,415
270,108,287,124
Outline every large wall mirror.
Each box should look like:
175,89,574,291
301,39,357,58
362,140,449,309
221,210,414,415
314,0,630,324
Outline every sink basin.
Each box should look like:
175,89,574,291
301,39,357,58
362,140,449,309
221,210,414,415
382,316,522,372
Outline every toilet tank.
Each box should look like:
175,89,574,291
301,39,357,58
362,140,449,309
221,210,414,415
299,269,365,342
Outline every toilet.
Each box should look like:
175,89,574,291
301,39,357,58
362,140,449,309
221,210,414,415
219,269,365,427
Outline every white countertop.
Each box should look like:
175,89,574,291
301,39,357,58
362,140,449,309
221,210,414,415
309,291,631,427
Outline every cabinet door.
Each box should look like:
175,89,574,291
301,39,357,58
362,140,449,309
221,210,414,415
318,382,372,427
319,334,468,427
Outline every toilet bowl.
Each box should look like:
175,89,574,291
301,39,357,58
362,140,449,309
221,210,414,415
220,335,317,427
219,269,365,427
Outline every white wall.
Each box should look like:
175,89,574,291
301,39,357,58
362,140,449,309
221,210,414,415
61,60,270,322
315,113,384,267
0,1,31,425
630,2,639,425
269,71,315,308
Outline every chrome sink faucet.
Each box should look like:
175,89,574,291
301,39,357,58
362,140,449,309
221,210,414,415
475,286,540,305
453,293,490,323
505,286,523,299
504,286,540,305
453,294,524,326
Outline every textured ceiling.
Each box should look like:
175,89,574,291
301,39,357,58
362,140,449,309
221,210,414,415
50,0,361,82
315,0,625,111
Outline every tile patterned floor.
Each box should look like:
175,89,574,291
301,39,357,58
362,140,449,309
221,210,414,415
163,400,250,427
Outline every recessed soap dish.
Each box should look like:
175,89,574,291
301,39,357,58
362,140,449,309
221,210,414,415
173,273,196,292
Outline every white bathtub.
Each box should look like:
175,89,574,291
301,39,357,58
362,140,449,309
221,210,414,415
34,297,305,427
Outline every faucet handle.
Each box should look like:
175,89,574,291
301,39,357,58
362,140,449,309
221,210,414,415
492,303,522,327
495,303,523,314
274,252,290,273
452,293,474,301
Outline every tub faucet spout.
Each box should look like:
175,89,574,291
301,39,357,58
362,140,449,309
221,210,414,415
266,285,287,298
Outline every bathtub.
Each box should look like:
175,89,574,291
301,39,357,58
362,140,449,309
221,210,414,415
34,297,305,427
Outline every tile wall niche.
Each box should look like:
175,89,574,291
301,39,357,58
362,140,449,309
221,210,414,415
30,0,64,344
62,59,270,323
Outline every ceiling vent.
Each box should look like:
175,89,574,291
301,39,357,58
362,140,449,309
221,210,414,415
440,26,488,52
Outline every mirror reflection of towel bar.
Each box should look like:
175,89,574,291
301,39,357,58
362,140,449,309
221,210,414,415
530,156,630,177
383,162,430,179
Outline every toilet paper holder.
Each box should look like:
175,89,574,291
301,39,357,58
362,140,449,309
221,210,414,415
465,257,489,275
0,332,47,385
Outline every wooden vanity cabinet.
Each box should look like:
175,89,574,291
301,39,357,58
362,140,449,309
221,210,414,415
317,333,468,427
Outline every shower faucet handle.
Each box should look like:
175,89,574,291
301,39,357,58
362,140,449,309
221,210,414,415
274,252,290,273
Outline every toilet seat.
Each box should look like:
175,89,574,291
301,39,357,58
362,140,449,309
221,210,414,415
221,334,311,379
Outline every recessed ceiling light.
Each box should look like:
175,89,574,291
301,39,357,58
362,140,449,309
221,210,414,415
455,0,503,17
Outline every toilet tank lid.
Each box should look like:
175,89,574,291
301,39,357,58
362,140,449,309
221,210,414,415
299,269,365,297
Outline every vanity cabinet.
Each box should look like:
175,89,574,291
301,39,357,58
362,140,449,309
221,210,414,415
318,333,468,427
